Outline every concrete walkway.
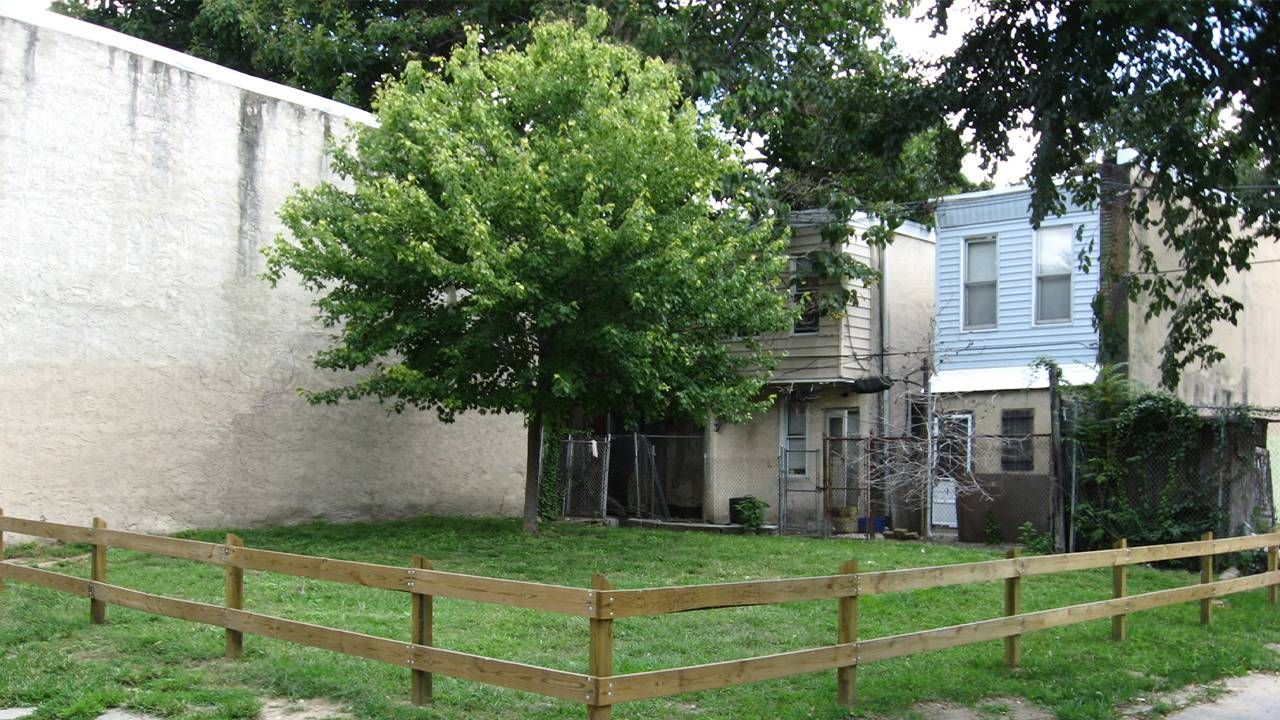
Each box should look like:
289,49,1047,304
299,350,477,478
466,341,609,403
1166,674,1280,720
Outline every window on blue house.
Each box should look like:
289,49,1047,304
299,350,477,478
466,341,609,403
964,237,997,329
1036,226,1074,323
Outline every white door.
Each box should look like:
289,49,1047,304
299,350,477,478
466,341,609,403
931,413,972,529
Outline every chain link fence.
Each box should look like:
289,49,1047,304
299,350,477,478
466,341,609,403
1064,417,1275,552
776,435,1056,541
949,434,1057,545
550,421,1272,551
556,433,705,521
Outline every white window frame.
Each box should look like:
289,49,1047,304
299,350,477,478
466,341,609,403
1032,224,1075,326
782,398,809,476
961,236,998,332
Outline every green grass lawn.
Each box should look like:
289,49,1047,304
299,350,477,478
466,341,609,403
2,517,1279,720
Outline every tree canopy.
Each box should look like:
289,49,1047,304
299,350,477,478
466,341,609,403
263,11,794,531
935,0,1280,388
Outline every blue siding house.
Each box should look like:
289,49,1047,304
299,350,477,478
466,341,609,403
933,186,1101,399
927,185,1104,543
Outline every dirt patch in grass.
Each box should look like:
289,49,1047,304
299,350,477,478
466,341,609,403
7,552,92,568
258,698,353,720
891,697,1053,719
1117,681,1222,717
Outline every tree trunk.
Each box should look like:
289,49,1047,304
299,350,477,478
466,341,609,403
522,404,545,535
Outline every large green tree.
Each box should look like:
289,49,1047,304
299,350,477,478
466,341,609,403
934,0,1280,388
263,12,793,532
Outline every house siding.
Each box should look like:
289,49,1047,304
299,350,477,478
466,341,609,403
935,189,1101,373
733,225,876,382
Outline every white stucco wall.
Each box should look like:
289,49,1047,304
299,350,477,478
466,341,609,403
0,6,525,534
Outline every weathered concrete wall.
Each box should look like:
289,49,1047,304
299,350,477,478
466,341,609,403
1126,199,1280,409
0,6,525,534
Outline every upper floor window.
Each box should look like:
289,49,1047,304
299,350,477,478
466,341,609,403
791,257,819,334
1035,226,1074,324
963,237,997,330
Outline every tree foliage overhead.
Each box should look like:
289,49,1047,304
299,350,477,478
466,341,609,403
934,0,1280,388
262,11,794,530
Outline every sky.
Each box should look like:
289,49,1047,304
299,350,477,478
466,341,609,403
888,1,1035,188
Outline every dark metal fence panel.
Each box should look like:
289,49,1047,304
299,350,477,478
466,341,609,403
779,448,823,534
954,435,1056,544
556,433,705,521
561,436,610,519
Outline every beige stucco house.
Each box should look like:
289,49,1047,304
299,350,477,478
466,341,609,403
702,212,936,531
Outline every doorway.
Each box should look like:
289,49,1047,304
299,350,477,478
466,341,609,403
932,412,972,529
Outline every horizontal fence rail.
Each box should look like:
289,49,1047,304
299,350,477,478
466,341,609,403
1,511,1277,718
0,562,595,701
0,516,595,616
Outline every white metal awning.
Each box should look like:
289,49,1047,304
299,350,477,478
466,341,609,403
929,363,1098,394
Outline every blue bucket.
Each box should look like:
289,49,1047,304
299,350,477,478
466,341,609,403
857,516,889,533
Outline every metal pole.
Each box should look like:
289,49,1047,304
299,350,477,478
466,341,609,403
778,447,787,534
925,393,936,538
563,436,575,517
1069,402,1079,553
600,435,611,519
633,432,641,517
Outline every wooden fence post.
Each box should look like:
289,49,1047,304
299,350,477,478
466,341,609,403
1200,531,1213,625
411,555,434,706
837,559,858,708
225,533,244,658
1112,538,1128,641
90,517,108,625
1269,527,1278,607
1004,548,1021,667
588,573,614,720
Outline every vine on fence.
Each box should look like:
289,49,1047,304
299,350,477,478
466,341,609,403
1066,367,1237,550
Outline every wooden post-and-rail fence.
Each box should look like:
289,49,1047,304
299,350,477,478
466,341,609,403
1,511,1278,717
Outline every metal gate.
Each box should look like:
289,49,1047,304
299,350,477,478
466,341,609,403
825,436,873,534
779,447,822,534
561,435,610,518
